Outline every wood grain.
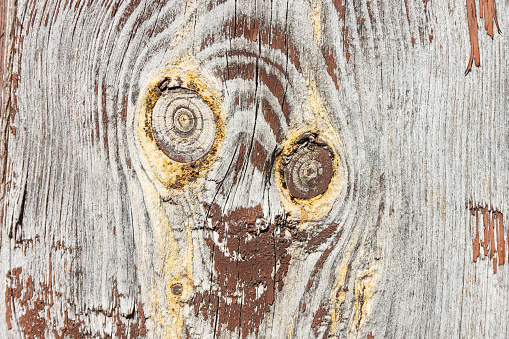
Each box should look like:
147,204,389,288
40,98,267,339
1,0,508,338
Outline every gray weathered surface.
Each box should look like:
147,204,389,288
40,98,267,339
1,0,508,338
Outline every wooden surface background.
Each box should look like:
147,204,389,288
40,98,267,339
0,0,508,338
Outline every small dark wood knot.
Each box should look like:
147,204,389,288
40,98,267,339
152,87,216,163
282,134,333,199
171,283,183,296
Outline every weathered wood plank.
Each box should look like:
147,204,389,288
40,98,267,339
1,0,508,338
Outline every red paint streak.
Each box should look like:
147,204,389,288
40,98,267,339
344,27,350,62
116,0,142,32
468,203,505,273
129,301,147,338
354,0,365,42
367,2,373,24
0,0,8,124
121,95,127,122
480,0,501,38
10,73,20,122
367,332,375,339
465,0,501,74
499,212,505,265
465,0,481,74
404,0,410,24
489,209,495,259
5,263,145,337
213,56,291,125
481,207,489,256
472,206,480,262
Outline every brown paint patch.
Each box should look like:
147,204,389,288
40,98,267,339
468,203,505,273
259,67,291,122
323,48,339,90
195,205,292,338
116,0,142,32
465,0,501,74
332,0,351,62
261,99,283,143
250,140,268,172
201,17,301,71
5,264,146,337
311,303,328,337
367,332,375,339
354,0,366,42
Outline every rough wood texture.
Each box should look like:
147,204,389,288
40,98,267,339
1,0,508,338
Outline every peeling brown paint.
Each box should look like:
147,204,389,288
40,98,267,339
5,265,146,337
311,303,328,336
192,204,298,338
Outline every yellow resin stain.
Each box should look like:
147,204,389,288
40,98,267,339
352,269,375,330
135,60,223,338
329,258,350,335
139,173,187,338
275,71,345,225
309,0,322,44
135,61,225,191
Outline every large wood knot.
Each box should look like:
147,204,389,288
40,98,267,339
282,133,333,199
152,88,216,163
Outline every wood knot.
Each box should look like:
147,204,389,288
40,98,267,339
171,283,183,296
282,133,333,199
152,87,216,163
